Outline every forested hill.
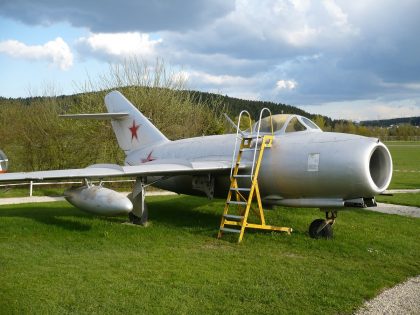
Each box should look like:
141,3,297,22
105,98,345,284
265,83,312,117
187,90,315,119
0,88,317,120
361,116,420,127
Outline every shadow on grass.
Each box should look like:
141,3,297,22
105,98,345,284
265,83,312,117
0,195,303,238
144,195,303,240
0,195,218,233
0,203,93,231
147,195,221,230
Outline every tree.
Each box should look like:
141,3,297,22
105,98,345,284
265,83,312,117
313,115,326,131
0,58,226,171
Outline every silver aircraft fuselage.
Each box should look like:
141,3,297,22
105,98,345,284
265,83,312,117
126,129,392,208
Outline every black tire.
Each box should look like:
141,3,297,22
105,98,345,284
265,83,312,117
309,219,333,239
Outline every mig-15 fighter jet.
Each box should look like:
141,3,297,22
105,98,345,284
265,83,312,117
0,91,392,239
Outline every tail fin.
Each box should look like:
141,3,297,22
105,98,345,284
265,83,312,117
105,91,169,153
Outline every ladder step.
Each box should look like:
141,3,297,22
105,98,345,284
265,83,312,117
233,174,252,178
220,227,241,234
223,214,244,221
235,162,253,168
230,187,251,192
227,201,248,206
242,135,262,140
240,148,261,152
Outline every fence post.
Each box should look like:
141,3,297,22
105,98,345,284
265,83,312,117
29,181,33,197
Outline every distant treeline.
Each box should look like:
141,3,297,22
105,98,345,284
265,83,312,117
360,116,420,127
185,91,333,123
184,91,420,141
313,117,420,141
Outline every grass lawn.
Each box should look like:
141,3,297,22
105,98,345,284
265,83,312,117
385,142,420,189
0,182,135,198
0,186,64,197
377,193,420,207
1,195,419,314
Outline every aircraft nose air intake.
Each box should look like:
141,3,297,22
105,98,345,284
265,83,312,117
368,144,393,192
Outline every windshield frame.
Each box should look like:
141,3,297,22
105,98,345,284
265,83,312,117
253,114,322,134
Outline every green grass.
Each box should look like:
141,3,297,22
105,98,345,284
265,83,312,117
1,195,419,314
0,186,63,197
385,142,420,189
377,193,420,207
0,183,148,198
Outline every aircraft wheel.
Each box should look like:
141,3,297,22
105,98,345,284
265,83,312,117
309,219,333,239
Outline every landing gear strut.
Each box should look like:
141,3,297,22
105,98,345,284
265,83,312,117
309,210,337,239
128,178,148,226
127,176,171,226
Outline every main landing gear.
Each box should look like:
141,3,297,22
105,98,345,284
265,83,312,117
127,176,170,226
309,210,337,239
127,178,148,226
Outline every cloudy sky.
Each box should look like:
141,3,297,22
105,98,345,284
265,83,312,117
1,0,420,120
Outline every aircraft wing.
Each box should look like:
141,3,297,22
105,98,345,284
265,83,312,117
0,159,246,183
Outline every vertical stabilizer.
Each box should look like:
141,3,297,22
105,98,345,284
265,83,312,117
105,91,169,153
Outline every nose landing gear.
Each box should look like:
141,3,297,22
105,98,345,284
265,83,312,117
309,210,337,239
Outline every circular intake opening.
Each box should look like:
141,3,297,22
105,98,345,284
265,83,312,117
369,145,392,190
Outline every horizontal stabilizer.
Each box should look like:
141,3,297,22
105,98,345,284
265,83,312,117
59,113,129,120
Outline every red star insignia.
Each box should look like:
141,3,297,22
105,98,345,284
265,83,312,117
129,120,140,141
141,151,156,163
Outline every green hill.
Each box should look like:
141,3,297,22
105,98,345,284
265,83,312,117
0,88,319,121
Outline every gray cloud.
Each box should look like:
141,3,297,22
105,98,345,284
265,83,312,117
0,0,234,32
2,0,420,119
158,0,420,108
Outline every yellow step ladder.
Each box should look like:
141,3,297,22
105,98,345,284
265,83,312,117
218,109,292,243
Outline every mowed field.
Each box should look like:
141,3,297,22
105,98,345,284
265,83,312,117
0,141,419,314
385,141,420,190
377,141,420,206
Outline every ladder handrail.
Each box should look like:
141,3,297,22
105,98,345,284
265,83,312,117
256,107,274,136
250,108,273,179
230,110,252,178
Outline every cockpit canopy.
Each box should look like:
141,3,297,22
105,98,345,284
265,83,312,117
253,114,322,134
0,150,8,173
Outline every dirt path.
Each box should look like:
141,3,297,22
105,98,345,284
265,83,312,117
355,275,420,315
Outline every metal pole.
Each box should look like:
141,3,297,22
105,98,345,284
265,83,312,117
29,181,33,197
